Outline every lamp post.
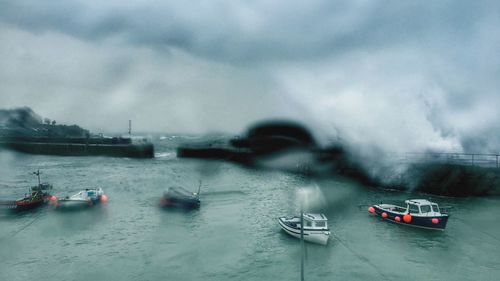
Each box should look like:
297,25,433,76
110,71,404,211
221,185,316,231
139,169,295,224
300,198,304,281
297,187,311,281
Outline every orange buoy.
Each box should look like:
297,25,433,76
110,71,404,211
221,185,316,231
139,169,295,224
403,214,412,223
431,218,439,224
100,194,108,203
368,206,375,213
381,212,388,218
160,197,167,206
395,216,401,222
49,195,57,202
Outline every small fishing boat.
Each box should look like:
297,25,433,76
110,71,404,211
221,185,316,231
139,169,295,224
14,183,53,211
0,170,53,211
54,188,106,209
368,199,449,230
278,213,330,245
160,184,200,209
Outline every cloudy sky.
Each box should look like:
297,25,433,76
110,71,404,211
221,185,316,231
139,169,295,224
1,0,499,153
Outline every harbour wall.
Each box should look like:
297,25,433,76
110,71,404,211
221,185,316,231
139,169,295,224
0,141,154,158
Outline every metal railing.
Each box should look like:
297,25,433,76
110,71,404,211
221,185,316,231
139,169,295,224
386,152,500,169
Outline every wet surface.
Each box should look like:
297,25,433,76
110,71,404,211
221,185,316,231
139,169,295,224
1,138,499,281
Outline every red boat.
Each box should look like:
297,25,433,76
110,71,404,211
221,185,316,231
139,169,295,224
14,183,52,210
0,170,53,212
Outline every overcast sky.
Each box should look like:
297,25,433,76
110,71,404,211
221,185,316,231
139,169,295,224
1,1,499,153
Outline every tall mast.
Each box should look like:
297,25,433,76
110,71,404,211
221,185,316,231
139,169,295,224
197,180,202,198
128,120,132,136
34,169,41,186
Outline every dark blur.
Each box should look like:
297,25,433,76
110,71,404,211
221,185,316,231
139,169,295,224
178,120,500,197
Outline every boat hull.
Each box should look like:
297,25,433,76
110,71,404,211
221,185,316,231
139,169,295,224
56,199,93,209
372,205,449,230
16,200,45,211
160,196,200,209
278,218,330,245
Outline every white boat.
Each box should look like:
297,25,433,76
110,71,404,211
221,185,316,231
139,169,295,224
55,188,105,208
278,213,330,245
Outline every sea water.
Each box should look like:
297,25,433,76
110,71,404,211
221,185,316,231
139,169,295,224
0,136,499,281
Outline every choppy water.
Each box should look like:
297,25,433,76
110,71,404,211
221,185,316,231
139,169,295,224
1,136,499,281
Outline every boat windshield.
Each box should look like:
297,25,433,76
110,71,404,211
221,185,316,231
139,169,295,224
315,221,326,227
420,205,432,213
408,204,420,214
431,204,440,213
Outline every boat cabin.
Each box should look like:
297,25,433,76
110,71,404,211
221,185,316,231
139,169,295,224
31,183,52,193
302,213,328,229
86,190,96,198
405,199,442,216
28,183,52,198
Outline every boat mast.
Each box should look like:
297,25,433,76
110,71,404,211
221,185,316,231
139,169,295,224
197,180,202,198
34,169,41,186
128,120,132,136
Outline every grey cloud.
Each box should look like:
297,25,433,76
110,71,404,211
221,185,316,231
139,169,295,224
1,0,500,154
1,1,497,63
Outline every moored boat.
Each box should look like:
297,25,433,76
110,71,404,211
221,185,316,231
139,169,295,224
160,185,200,209
14,183,53,211
278,213,330,245
54,188,106,209
368,199,449,230
0,170,53,211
